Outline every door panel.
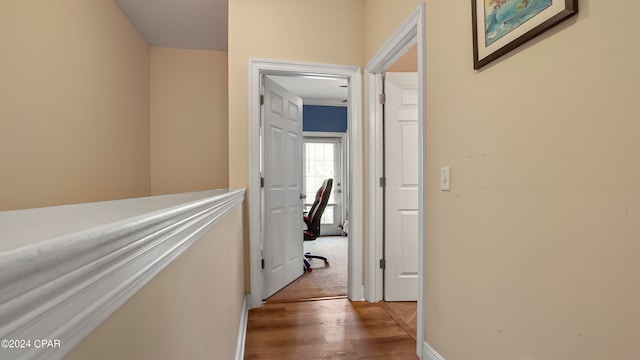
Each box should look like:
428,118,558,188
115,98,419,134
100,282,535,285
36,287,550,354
399,210,419,274
262,77,304,299
384,72,419,301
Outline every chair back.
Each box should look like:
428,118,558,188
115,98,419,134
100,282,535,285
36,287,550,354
306,178,333,238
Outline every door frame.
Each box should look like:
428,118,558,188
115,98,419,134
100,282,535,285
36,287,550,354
363,3,426,356
248,59,363,309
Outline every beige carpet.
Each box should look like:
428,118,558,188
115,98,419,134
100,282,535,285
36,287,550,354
265,236,347,303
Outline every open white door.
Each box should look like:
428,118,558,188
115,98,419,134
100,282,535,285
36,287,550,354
262,77,304,299
384,72,419,301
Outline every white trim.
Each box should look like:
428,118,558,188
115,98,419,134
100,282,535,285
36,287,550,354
303,131,347,138
364,3,426,357
423,341,446,360
0,189,245,360
303,98,348,107
235,294,249,360
364,70,385,302
248,59,363,308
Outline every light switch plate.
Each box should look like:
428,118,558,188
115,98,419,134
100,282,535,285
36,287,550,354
440,167,451,191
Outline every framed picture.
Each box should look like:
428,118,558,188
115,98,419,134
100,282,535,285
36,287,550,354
472,0,578,69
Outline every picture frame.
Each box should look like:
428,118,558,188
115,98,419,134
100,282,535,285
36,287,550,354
472,0,578,69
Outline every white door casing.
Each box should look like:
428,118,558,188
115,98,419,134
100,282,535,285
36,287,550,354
262,77,304,299
384,72,419,301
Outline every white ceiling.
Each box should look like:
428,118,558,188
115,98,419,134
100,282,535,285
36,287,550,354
269,76,349,107
113,0,348,106
113,0,228,50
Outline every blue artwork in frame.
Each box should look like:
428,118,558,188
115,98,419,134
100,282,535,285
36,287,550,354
472,0,578,69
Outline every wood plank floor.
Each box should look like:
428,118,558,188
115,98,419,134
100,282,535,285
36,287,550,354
244,298,418,359
380,301,418,341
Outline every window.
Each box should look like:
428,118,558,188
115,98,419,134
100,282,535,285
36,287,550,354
304,141,336,225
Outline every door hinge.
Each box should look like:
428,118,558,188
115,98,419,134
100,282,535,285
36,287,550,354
379,93,386,105
261,258,265,269
260,94,264,105
261,177,265,188
379,177,386,187
379,259,386,270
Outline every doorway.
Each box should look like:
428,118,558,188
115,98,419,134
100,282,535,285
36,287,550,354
364,3,426,357
263,75,350,303
248,60,363,309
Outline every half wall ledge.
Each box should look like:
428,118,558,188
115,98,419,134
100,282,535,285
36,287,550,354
0,188,245,360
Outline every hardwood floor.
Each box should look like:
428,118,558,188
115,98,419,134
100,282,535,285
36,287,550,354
244,298,418,359
380,301,418,341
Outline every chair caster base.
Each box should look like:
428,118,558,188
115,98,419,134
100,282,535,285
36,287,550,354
303,254,329,271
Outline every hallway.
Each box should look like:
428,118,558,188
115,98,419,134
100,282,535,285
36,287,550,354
244,298,418,359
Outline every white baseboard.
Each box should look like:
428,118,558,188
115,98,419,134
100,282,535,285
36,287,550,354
423,341,446,360
352,285,366,301
235,294,249,360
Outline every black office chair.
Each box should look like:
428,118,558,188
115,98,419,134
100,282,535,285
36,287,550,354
303,178,333,272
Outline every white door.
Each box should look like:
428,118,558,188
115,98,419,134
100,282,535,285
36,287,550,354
384,72,419,301
262,77,304,299
303,137,344,236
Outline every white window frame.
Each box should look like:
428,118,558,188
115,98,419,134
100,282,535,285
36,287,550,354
303,131,348,235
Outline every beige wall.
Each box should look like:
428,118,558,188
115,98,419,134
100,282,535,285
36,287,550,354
66,206,245,360
422,1,639,359
4,0,638,358
366,1,640,358
228,0,366,286
2,3,237,359
0,0,150,211
364,0,422,61
150,48,229,195
387,44,418,72
228,0,366,189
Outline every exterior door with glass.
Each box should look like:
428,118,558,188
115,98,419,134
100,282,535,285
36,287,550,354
303,137,344,236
